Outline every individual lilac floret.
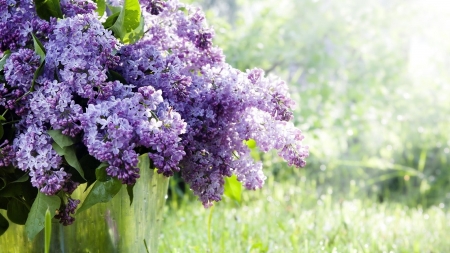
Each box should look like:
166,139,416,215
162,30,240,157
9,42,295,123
55,197,80,226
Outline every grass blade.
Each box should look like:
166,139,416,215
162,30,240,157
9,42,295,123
44,208,51,253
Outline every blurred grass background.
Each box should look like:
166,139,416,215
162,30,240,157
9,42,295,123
160,0,450,252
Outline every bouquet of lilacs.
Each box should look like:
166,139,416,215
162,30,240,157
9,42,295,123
0,0,308,238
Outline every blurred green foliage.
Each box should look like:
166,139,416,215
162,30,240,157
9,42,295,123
160,179,450,252
176,0,450,207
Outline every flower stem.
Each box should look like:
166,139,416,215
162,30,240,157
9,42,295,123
208,204,215,252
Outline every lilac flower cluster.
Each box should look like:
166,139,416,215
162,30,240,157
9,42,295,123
117,0,309,206
13,125,67,195
0,140,13,167
0,0,308,219
2,48,40,116
80,86,185,183
0,0,54,52
60,0,97,17
55,197,81,225
6,11,185,191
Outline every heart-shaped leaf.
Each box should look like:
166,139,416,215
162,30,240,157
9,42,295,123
25,192,60,240
108,0,142,43
48,130,75,148
7,198,29,225
76,177,122,214
34,0,63,21
0,213,9,236
0,50,11,71
224,174,242,203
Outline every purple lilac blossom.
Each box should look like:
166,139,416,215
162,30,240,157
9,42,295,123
140,0,164,15
27,78,83,137
12,125,68,195
60,0,97,17
55,197,80,225
44,14,120,102
115,0,309,207
62,178,80,194
0,140,14,167
0,0,308,210
0,0,54,52
2,48,40,116
4,48,40,89
80,86,186,183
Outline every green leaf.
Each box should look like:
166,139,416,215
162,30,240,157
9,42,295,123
31,33,46,63
178,6,187,13
7,198,29,225
109,0,142,43
79,155,102,189
224,174,242,203
63,145,85,180
122,14,145,44
245,139,257,149
107,70,128,84
107,4,124,15
0,197,8,210
0,50,11,71
51,142,65,156
25,192,60,240
126,184,135,206
51,142,86,180
0,115,5,139
31,59,45,91
76,177,122,214
94,0,106,17
11,173,29,184
22,184,38,209
103,11,120,29
34,0,63,21
0,178,6,191
0,213,9,236
48,129,75,148
44,208,51,253
0,183,24,197
95,162,109,182
144,239,150,253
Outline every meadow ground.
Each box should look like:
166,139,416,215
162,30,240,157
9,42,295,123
159,178,450,253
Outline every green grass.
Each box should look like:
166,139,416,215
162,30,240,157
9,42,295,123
159,179,450,253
